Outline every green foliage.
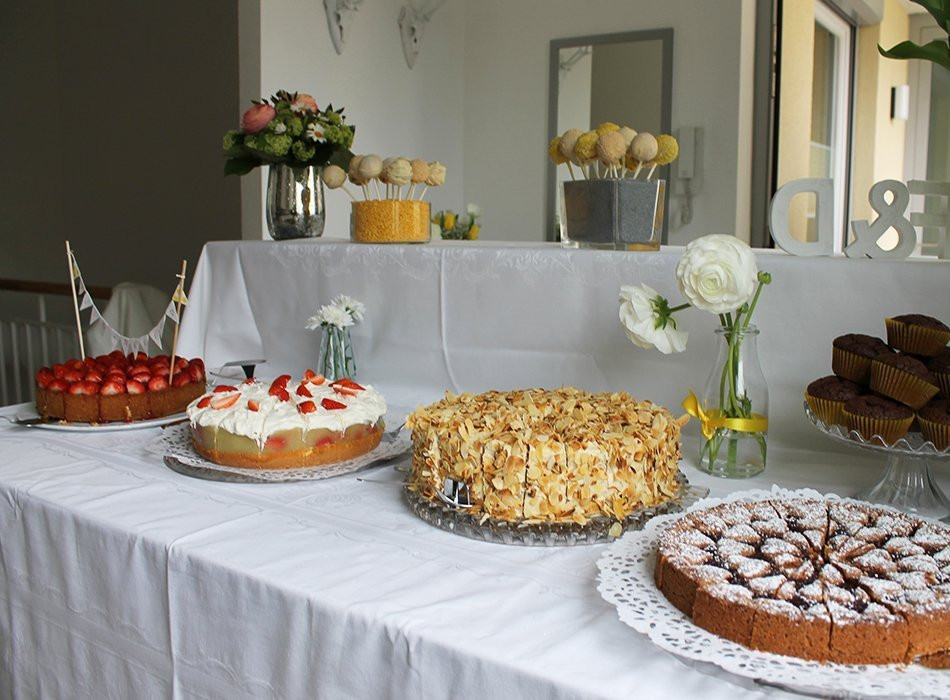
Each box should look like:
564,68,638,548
878,0,950,70
223,92,358,176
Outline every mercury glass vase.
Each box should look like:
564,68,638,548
318,325,356,382
266,164,325,240
699,325,768,478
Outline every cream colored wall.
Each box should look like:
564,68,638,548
852,0,909,227
777,0,816,240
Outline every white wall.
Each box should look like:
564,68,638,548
250,0,466,239
249,0,750,244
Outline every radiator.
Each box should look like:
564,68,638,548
0,300,81,406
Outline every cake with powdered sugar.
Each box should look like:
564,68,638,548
655,498,950,666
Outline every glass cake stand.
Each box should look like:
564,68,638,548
404,470,708,546
804,401,950,522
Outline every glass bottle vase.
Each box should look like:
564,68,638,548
318,325,356,382
266,163,325,240
699,324,768,478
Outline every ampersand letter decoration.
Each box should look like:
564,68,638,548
769,178,835,256
845,180,917,259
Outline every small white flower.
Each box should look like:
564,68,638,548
675,234,757,315
332,294,366,323
466,203,482,218
431,222,443,239
305,304,353,330
290,102,306,114
619,284,687,354
306,123,324,142
272,122,287,134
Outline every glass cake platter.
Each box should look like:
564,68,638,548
804,401,950,522
404,470,708,546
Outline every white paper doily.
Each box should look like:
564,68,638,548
596,486,950,699
147,423,411,483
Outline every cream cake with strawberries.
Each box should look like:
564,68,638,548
187,371,387,469
406,388,683,524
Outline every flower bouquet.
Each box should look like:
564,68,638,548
223,90,357,239
433,204,481,240
223,90,355,175
306,295,365,381
619,234,772,477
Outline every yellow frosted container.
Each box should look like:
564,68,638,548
351,200,430,243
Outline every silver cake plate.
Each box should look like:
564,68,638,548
404,470,707,546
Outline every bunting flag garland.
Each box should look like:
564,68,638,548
69,248,185,355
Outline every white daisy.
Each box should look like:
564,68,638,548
272,122,287,134
331,295,366,323
306,123,324,142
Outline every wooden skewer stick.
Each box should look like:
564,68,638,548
167,259,188,385
419,185,429,200
647,163,658,180
566,162,576,181
373,179,381,200
633,163,642,179
65,240,86,360
408,184,417,200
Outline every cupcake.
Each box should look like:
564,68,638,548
870,354,940,409
805,375,864,426
917,399,950,450
928,348,950,397
843,395,914,444
832,334,891,383
885,314,950,357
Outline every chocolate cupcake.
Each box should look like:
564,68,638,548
832,334,891,383
870,354,940,409
885,314,950,357
843,395,914,444
917,399,950,450
928,348,950,397
805,375,864,426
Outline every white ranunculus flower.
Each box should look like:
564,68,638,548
466,203,482,218
618,284,688,354
675,234,758,314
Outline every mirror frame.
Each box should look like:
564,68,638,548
545,29,674,243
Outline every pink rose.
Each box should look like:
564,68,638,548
241,103,276,134
292,93,318,113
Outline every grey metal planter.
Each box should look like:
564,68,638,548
561,179,665,250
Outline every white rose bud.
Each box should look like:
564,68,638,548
619,284,687,354
675,234,758,314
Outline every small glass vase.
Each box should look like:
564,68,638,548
699,324,768,478
318,325,356,382
266,163,325,240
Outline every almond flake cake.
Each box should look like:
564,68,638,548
405,388,683,524
655,498,950,666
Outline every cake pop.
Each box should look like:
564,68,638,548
359,154,383,199
573,131,599,176
559,128,582,162
646,134,679,179
419,161,445,200
618,126,637,148
629,133,658,178
596,131,626,176
386,157,412,199
323,164,357,201
409,159,429,199
595,122,620,136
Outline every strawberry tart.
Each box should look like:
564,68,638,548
187,371,387,469
34,351,206,423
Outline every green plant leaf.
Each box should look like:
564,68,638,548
878,38,950,70
224,157,260,176
909,0,948,33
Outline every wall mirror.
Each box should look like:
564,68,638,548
545,29,673,243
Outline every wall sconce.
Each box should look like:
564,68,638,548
398,0,446,69
891,84,910,120
324,0,364,55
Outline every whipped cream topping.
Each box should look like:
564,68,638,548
187,379,386,444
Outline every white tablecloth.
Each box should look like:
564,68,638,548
2,240,949,700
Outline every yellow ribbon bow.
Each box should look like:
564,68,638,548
682,390,769,440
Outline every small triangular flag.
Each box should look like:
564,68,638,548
70,252,81,280
80,291,94,311
172,283,188,306
165,301,179,324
